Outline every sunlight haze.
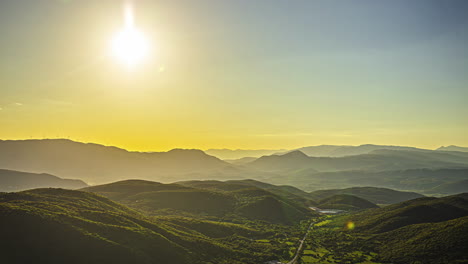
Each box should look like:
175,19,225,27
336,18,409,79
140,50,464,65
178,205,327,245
0,0,467,151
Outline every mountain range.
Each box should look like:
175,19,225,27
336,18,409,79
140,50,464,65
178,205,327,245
0,139,467,196
0,139,229,184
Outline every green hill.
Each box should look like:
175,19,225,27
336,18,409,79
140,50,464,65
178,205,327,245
375,216,468,264
0,168,88,192
304,194,468,264
317,194,379,211
179,179,316,206
0,188,194,264
0,188,301,264
309,186,424,204
347,193,468,233
84,180,314,225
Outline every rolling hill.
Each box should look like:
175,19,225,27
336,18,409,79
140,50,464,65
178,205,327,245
0,188,194,264
0,188,298,264
312,193,468,264
347,193,468,233
83,180,315,225
180,179,314,204
0,169,88,192
375,216,468,264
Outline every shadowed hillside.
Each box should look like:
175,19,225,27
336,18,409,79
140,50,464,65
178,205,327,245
316,194,379,211
309,186,424,204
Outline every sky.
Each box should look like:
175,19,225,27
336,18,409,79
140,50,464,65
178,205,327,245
0,0,467,151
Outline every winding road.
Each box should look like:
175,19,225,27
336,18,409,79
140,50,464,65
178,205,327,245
286,220,316,264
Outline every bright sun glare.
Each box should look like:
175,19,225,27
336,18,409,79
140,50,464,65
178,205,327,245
111,4,149,68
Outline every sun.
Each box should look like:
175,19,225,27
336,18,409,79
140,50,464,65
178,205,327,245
111,4,149,68
112,27,149,67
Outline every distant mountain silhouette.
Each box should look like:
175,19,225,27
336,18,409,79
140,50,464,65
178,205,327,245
0,139,228,184
437,145,468,152
282,144,429,157
247,151,315,172
248,149,468,173
205,148,287,160
0,169,87,192
264,168,468,195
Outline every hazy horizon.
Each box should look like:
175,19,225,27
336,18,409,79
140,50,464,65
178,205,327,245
0,137,466,153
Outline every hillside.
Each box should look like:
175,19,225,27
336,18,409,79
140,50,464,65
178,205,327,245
0,169,88,192
181,179,313,202
0,188,301,264
375,216,468,264
304,194,468,264
0,139,228,184
0,188,193,264
84,180,315,225
309,186,424,204
316,194,379,211
346,193,468,233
